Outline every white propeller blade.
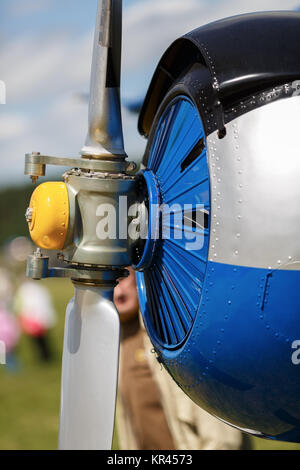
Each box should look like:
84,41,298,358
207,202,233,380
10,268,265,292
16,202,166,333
58,285,120,450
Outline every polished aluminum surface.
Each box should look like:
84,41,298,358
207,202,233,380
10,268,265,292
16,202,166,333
207,96,300,270
58,285,120,450
81,0,125,158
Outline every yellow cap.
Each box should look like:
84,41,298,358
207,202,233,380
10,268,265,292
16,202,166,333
27,182,69,250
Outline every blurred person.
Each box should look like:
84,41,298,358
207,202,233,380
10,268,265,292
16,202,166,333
0,267,14,309
0,268,20,370
14,279,56,363
0,307,20,370
114,268,250,450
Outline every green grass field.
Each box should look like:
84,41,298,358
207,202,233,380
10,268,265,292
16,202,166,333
0,277,299,450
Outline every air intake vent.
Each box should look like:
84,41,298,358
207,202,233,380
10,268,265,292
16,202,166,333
137,95,210,349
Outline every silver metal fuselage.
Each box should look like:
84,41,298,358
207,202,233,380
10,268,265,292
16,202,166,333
207,95,300,272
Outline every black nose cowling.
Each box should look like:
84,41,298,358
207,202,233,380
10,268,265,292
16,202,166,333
139,11,300,139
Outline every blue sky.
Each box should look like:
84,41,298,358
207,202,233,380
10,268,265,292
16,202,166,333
0,0,299,187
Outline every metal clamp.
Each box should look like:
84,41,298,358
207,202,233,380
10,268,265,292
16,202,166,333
25,152,136,183
27,249,128,285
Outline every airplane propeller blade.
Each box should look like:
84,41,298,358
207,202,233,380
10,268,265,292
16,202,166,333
81,0,125,158
58,285,120,450
59,1,126,450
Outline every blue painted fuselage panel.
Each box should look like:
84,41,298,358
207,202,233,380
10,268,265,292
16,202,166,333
146,261,300,441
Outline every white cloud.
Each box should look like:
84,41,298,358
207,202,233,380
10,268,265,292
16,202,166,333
0,23,93,185
9,0,53,17
1,31,93,104
0,114,28,140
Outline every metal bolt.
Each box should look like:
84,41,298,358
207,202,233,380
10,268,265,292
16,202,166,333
126,162,137,172
25,207,33,223
34,248,42,258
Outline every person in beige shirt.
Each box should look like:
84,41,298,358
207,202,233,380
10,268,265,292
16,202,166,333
114,268,250,450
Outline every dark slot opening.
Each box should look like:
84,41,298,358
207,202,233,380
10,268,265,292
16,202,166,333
180,137,205,173
106,48,119,87
183,209,209,230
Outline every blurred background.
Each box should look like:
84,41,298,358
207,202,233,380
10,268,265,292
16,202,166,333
0,0,300,450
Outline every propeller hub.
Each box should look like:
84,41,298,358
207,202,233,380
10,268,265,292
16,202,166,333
132,170,161,270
